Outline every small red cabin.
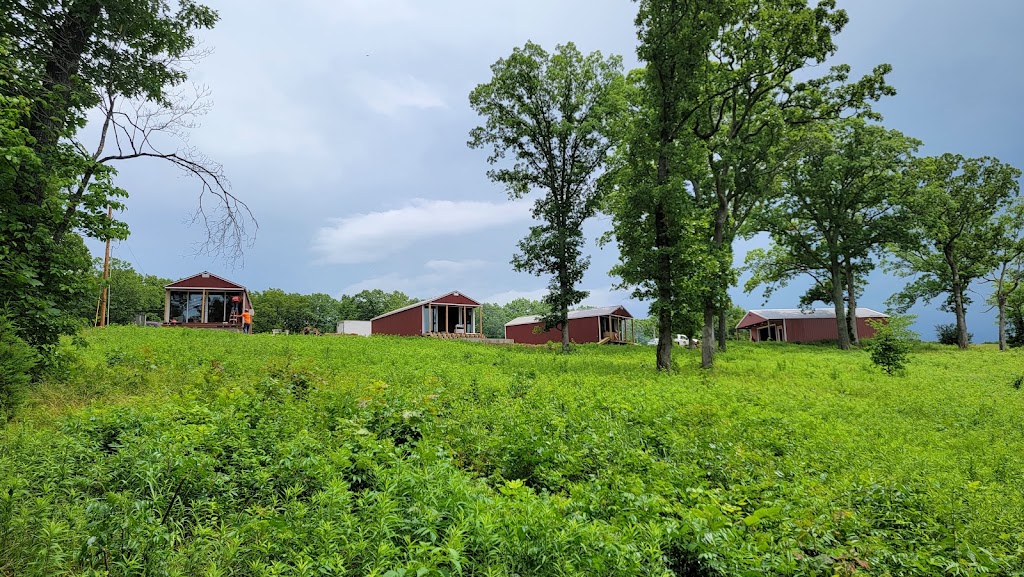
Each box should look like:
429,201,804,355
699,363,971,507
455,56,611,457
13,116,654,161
371,291,483,338
504,305,635,345
163,271,252,329
735,308,887,343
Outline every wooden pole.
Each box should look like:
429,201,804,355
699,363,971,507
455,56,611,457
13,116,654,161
97,205,113,327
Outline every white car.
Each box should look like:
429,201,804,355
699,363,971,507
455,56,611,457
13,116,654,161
647,334,699,346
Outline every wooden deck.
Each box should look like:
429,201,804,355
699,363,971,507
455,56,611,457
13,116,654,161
162,322,242,331
425,332,486,340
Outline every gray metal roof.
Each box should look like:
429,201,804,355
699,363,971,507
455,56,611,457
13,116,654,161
504,305,632,327
746,308,887,320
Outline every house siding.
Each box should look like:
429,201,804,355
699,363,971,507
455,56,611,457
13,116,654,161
372,306,424,336
506,317,602,345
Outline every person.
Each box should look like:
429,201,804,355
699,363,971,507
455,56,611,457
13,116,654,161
242,308,253,334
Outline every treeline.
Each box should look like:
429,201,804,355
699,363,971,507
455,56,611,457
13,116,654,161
468,1,1024,370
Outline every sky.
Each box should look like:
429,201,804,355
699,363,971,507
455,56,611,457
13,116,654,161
87,0,1024,341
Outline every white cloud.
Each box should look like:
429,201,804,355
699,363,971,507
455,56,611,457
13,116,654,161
424,259,487,274
353,74,447,116
313,198,531,264
483,288,548,305
303,0,417,25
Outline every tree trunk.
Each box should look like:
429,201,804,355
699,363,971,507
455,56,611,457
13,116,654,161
652,124,676,371
845,262,859,345
945,246,970,350
702,201,730,368
831,257,851,350
701,303,714,368
717,308,727,352
655,203,674,370
998,294,1007,352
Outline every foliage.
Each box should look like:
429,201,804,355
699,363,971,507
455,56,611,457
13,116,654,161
610,0,893,369
481,298,549,339
0,314,38,421
469,42,624,352
887,154,1022,349
1008,288,1024,348
865,316,917,375
0,0,253,353
76,258,172,325
935,323,973,346
748,119,919,349
249,289,418,334
4,327,1024,575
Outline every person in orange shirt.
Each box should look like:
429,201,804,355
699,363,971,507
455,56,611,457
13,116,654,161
242,308,253,334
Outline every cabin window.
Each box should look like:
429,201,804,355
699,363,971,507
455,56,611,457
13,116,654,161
207,292,227,323
169,291,204,323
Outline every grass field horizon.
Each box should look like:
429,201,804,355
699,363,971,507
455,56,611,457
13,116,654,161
2,327,1023,575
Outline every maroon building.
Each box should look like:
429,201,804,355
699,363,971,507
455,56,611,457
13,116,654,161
164,272,252,329
371,291,483,337
504,306,635,345
735,308,887,343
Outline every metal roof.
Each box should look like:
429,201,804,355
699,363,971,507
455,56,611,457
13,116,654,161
737,307,888,329
164,271,247,290
370,291,481,321
505,305,632,327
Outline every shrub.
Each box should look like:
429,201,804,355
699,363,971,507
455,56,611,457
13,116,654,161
935,323,972,345
0,314,39,420
866,316,917,375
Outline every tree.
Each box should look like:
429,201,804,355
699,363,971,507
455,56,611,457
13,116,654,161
865,315,916,376
349,289,418,321
610,0,892,370
746,119,919,349
481,298,549,339
983,201,1024,351
469,42,624,353
888,155,1021,349
0,0,253,350
96,259,172,325
683,5,893,366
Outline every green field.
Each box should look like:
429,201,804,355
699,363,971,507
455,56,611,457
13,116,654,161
2,327,1023,576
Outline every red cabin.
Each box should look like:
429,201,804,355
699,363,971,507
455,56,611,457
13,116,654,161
735,308,888,343
504,305,635,345
163,271,253,330
371,291,483,338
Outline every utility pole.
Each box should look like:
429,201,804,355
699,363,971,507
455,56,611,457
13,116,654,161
97,205,113,327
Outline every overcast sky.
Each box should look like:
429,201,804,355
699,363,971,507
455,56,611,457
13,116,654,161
89,0,1024,341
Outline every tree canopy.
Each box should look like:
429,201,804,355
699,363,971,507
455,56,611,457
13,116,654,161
469,41,624,352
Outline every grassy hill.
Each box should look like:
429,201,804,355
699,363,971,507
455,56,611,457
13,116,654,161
2,327,1023,576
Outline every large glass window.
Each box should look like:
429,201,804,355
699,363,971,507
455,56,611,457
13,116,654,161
185,292,203,323
169,291,188,323
207,292,227,323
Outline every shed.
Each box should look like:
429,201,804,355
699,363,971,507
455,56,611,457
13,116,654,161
371,291,483,338
164,272,252,329
735,308,888,343
336,320,371,336
504,305,635,345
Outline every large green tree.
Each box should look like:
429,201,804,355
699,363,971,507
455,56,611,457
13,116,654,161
888,154,1021,349
469,42,624,353
746,118,919,349
610,0,892,369
0,0,252,350
983,201,1024,351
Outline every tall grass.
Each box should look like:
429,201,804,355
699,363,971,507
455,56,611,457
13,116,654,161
1,327,1022,575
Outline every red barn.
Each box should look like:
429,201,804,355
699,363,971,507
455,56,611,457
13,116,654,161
504,306,635,345
735,308,888,343
164,271,252,329
371,291,483,338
